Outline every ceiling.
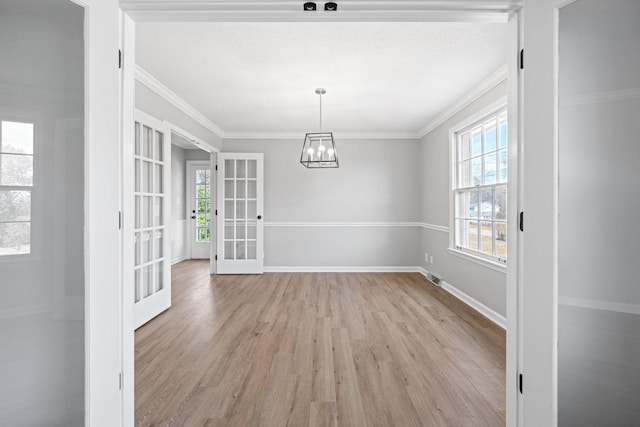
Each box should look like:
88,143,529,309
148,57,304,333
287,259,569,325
136,22,507,136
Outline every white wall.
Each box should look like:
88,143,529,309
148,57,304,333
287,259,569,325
223,138,420,269
418,81,508,317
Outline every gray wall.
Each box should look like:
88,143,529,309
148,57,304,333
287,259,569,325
170,143,186,262
419,81,508,316
184,148,211,161
135,81,222,151
223,138,420,268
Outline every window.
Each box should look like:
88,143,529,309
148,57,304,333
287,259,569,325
452,107,507,264
0,120,34,256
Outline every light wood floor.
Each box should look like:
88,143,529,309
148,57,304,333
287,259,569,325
135,260,505,426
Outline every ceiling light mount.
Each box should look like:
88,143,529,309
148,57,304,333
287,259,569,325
324,2,337,11
300,88,339,169
303,2,316,11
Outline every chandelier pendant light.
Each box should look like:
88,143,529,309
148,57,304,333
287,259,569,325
300,88,339,168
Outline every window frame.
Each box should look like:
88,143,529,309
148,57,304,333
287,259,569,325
449,97,508,271
0,115,40,261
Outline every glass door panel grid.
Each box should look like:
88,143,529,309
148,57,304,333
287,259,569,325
195,168,211,242
223,159,258,261
134,122,165,302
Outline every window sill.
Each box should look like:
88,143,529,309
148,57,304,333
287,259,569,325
447,248,507,274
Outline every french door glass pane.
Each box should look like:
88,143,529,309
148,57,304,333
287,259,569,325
0,1,85,423
247,180,257,198
247,240,257,260
236,160,246,178
135,122,140,155
155,131,163,161
247,160,257,178
225,159,234,178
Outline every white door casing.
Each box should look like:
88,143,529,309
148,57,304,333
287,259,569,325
132,109,171,329
187,160,212,259
216,153,264,274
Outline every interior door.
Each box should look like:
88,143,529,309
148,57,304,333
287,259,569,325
522,0,640,426
0,0,121,424
188,161,212,259
557,1,640,426
133,110,171,329
216,153,264,274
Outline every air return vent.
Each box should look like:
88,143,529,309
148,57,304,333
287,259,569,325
428,273,442,286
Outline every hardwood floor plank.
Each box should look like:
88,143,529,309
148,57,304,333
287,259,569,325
135,260,506,426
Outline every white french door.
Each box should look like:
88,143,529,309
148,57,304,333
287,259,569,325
132,110,171,329
216,153,264,274
187,161,212,259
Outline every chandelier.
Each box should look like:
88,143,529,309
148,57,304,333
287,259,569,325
300,88,339,168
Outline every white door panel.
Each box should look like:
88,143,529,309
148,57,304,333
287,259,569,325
216,153,264,274
133,110,171,329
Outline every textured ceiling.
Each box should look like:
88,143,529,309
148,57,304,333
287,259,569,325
136,22,507,135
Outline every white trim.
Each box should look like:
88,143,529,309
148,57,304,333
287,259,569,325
223,131,420,140
448,97,509,269
135,66,224,137
419,268,507,329
559,296,640,316
171,256,186,265
264,221,422,228
136,63,508,143
166,120,219,153
417,64,508,138
121,1,521,23
264,265,421,273
418,222,450,233
448,247,507,273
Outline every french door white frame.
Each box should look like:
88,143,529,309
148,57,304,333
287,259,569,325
130,109,172,329
186,160,213,260
118,3,525,426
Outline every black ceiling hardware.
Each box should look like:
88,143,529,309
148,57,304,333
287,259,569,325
324,2,337,11
303,2,316,11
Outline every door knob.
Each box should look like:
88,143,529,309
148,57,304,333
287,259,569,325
257,215,262,220
191,215,196,219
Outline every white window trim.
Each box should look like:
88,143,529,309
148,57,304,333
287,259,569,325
449,96,508,271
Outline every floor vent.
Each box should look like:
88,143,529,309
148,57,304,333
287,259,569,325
428,273,442,286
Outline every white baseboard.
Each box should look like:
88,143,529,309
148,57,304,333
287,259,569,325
172,256,186,265
419,268,506,329
263,266,419,273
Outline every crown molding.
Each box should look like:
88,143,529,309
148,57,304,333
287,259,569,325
136,63,509,142
223,131,420,140
135,65,224,137
122,1,521,23
417,63,508,138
